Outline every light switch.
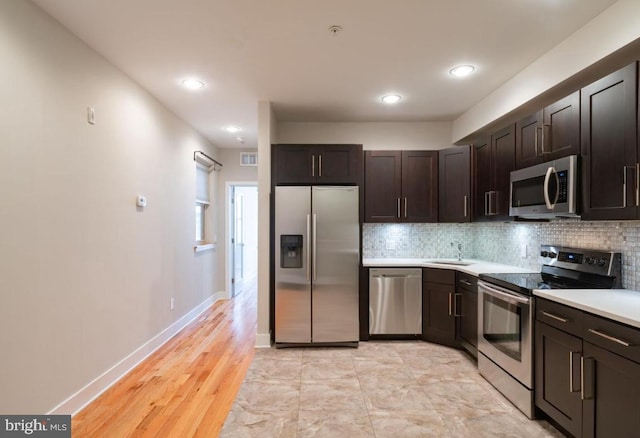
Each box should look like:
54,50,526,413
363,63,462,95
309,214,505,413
87,107,95,125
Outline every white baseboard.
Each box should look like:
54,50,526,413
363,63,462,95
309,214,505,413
49,294,223,416
255,333,272,348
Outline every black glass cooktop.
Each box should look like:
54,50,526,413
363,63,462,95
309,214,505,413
478,270,604,296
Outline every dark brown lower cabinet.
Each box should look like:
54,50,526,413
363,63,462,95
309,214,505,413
457,272,477,357
423,268,458,348
582,341,640,438
535,298,640,438
535,321,583,437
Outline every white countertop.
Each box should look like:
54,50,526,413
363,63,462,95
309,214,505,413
534,289,640,329
363,258,535,276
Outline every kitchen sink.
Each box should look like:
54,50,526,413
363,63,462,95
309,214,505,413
426,260,475,266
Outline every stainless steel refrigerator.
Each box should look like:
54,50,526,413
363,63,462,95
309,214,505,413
275,186,359,345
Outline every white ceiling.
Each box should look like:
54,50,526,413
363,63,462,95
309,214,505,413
32,0,618,149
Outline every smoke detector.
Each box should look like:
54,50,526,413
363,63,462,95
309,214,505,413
328,25,343,36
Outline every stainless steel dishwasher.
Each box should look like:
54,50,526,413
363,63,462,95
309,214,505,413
369,268,422,335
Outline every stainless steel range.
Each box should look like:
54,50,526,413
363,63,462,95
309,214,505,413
477,245,622,419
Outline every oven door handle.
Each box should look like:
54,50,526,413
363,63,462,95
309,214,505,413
479,281,530,305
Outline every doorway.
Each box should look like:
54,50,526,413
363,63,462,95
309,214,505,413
228,184,258,297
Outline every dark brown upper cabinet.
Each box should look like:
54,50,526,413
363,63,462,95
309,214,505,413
272,144,362,185
581,62,638,221
474,125,515,222
364,150,438,223
515,91,580,170
439,145,472,222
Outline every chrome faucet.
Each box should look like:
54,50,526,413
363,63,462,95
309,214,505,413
451,241,462,261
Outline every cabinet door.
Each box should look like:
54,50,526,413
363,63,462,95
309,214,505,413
473,137,492,221
274,145,316,184
515,110,543,169
458,286,477,350
582,341,640,438
423,281,458,348
535,321,583,438
491,124,516,220
581,62,638,220
439,146,471,222
317,144,361,185
401,150,438,222
365,151,401,222
543,91,580,161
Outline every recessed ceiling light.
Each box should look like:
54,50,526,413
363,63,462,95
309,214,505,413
225,126,241,133
180,78,205,90
381,94,402,104
449,65,475,77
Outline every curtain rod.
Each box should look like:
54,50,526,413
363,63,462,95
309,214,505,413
194,151,223,169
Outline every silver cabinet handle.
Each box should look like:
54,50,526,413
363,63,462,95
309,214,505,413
453,293,461,317
636,163,640,207
448,292,453,316
318,155,322,177
542,311,569,323
587,328,632,347
311,155,315,177
404,197,408,218
397,198,401,218
463,195,468,218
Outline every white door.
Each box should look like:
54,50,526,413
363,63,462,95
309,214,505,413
230,185,258,297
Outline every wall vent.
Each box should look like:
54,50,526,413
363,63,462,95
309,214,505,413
240,152,258,166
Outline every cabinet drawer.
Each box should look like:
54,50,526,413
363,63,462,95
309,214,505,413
536,298,583,337
456,272,477,290
583,313,640,364
423,268,455,285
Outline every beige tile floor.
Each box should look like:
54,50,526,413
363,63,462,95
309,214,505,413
221,341,564,437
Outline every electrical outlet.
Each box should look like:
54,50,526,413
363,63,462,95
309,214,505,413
170,298,175,311
520,244,528,258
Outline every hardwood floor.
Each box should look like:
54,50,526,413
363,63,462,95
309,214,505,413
72,280,257,437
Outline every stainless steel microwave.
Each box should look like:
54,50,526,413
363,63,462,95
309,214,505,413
509,155,579,219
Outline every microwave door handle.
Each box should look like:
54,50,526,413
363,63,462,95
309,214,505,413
543,166,556,210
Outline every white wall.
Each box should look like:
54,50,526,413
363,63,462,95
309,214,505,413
0,0,220,413
256,102,275,347
277,121,454,150
453,0,640,143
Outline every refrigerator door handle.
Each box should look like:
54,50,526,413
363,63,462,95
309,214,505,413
306,214,311,281
312,213,317,281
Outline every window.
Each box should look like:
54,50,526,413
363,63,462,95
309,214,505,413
193,151,222,251
195,162,211,243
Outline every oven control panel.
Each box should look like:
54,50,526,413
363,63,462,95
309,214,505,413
539,245,621,278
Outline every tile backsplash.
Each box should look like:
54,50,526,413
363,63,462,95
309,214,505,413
363,220,640,290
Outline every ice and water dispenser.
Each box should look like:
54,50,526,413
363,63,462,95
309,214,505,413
280,235,303,268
